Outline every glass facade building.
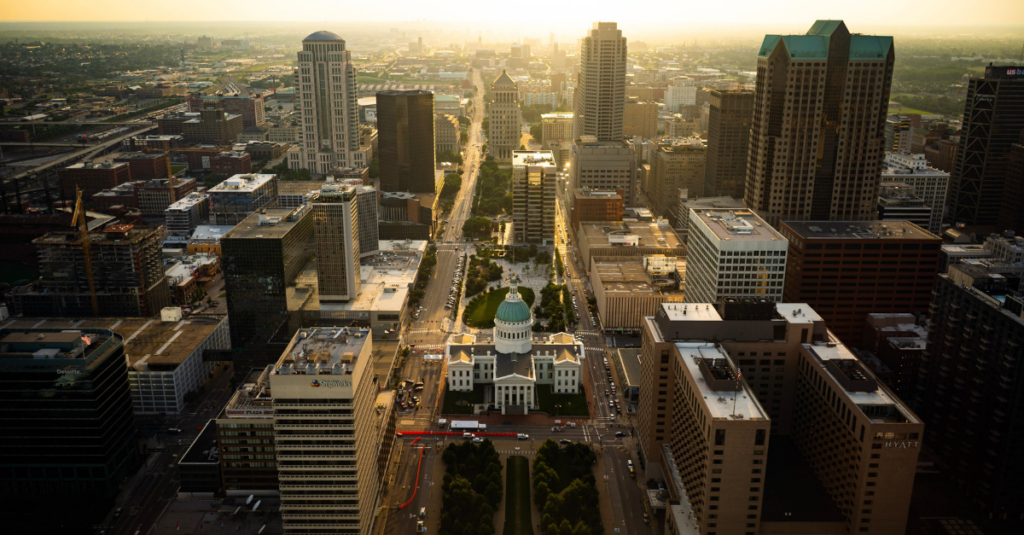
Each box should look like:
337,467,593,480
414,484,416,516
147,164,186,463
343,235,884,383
222,206,315,371
376,91,437,193
0,328,138,498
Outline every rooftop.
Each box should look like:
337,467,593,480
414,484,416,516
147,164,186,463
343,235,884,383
512,150,557,168
691,209,786,243
574,188,622,200
304,30,343,42
167,193,209,211
579,220,684,249
189,225,236,242
224,206,310,240
676,343,767,421
0,315,226,370
219,366,274,419
541,112,574,120
273,326,370,376
35,223,160,246
63,161,128,171
617,348,643,388
207,173,275,194
113,152,167,161
592,256,682,296
805,342,918,423
782,220,938,240
277,180,327,195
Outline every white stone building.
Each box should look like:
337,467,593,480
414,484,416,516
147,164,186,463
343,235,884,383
446,279,584,415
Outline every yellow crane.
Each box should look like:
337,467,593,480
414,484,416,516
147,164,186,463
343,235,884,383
71,187,99,317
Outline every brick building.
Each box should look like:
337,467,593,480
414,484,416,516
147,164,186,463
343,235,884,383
60,162,132,199
211,152,252,176
113,152,170,180
570,188,623,232
779,220,940,347
137,178,198,216
182,107,244,145
188,92,266,128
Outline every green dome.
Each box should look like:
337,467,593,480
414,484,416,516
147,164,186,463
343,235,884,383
495,296,531,324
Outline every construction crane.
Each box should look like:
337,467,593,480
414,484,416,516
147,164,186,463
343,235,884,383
71,187,99,317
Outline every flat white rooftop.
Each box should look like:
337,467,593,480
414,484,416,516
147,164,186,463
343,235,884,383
691,209,786,243
208,173,275,193
660,302,722,322
677,342,767,421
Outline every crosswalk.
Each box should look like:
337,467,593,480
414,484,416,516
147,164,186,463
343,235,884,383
412,344,445,352
585,346,606,353
498,450,536,455
575,330,600,336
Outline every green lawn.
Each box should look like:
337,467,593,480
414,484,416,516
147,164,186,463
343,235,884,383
502,456,534,535
357,75,389,84
442,384,487,414
535,384,589,417
170,164,186,175
464,287,536,328
888,105,936,116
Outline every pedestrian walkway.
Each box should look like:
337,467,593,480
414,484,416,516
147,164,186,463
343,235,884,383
585,346,606,353
497,449,536,455
575,330,600,336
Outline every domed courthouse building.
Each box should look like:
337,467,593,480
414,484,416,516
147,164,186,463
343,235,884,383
445,278,585,415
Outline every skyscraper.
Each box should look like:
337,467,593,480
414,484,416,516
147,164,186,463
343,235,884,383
745,21,894,224
512,150,558,244
377,90,437,192
947,66,1024,227
488,71,520,161
703,88,754,198
573,22,627,141
916,263,1024,519
313,182,361,303
296,31,363,175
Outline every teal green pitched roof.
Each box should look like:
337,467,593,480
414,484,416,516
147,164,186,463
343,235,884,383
495,297,531,323
849,35,893,60
807,20,845,37
758,20,891,61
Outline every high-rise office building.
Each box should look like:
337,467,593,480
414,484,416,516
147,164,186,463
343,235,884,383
313,182,361,302
269,327,396,535
998,130,1024,232
623,99,658,139
779,220,940,346
570,136,638,208
296,31,363,175
664,78,696,114
917,263,1024,519
647,138,706,219
182,105,244,145
489,71,521,161
639,300,923,535
512,150,558,244
704,89,754,199
351,183,379,256
685,209,788,304
222,205,314,371
573,22,627,141
0,328,138,499
377,90,437,192
947,66,1024,227
745,20,894,224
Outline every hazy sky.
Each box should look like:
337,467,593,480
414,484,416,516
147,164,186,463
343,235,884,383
4,0,1024,27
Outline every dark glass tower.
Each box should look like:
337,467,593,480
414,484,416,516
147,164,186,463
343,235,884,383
376,90,437,193
222,206,314,371
703,88,754,198
947,66,1024,228
0,328,138,498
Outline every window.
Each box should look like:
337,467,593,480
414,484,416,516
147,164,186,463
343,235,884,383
755,429,766,446
715,429,726,446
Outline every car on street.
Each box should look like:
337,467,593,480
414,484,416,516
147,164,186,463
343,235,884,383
559,439,572,445
416,520,426,532
627,459,633,469
463,433,475,439
643,513,650,524
472,437,484,444
167,428,182,434
608,401,614,407
615,431,626,437
517,433,529,440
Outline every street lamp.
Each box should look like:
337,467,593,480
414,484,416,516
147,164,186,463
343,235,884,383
554,404,561,419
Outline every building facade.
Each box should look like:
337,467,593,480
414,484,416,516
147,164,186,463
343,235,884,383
570,188,623,232
639,300,923,535
269,327,394,535
916,264,1024,520
648,139,706,219
512,150,558,244
435,113,460,154
745,21,894,224
880,152,949,234
182,106,244,145
296,31,363,176
377,90,437,192
313,183,361,303
207,173,279,225
779,220,940,346
570,136,637,207
703,89,754,199
0,328,138,499
541,112,573,146
685,209,788,304
623,100,658,139
113,151,170,180
489,71,521,161
164,192,211,244
60,161,132,199
574,22,627,141
947,66,1024,227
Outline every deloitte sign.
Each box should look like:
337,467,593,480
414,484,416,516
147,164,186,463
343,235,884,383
310,379,352,388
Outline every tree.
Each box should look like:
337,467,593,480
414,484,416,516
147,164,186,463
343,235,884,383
462,217,493,239
530,123,543,143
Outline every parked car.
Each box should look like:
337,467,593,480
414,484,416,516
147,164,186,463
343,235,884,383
419,507,427,519
615,431,626,437
463,433,475,439
627,459,633,469
472,437,484,444
517,433,529,440
559,439,572,445
166,428,182,434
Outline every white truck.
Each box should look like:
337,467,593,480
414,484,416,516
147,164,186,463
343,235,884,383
449,420,487,431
